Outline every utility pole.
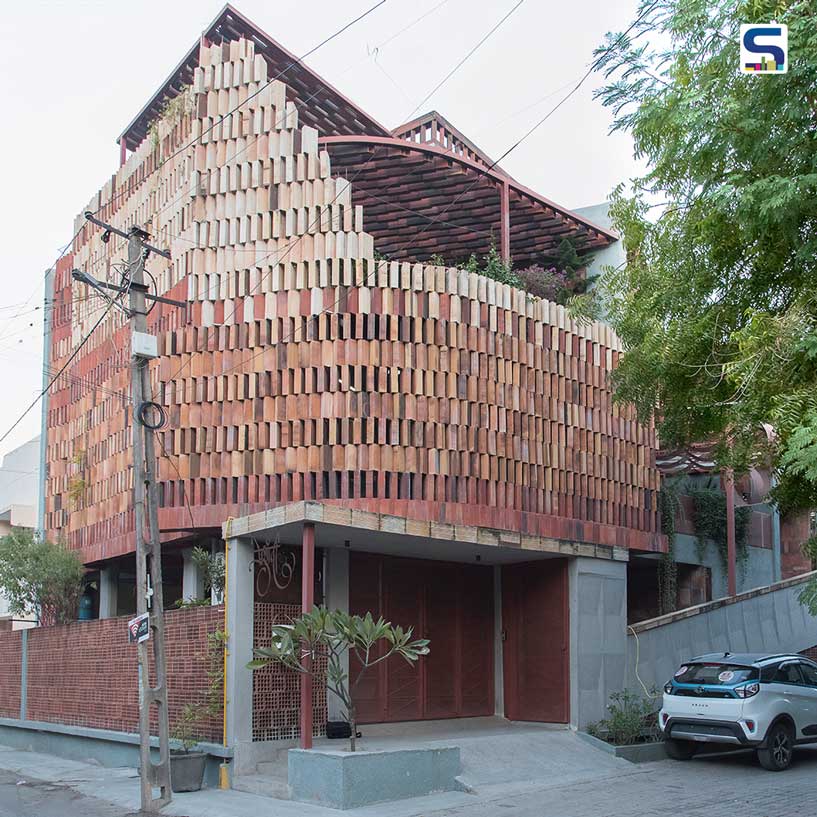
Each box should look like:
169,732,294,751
74,213,185,812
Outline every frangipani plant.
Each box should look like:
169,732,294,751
249,606,430,751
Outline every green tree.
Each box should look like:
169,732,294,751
0,528,85,625
592,1,817,509
249,607,429,751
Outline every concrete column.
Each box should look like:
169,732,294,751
568,556,628,730
20,628,28,721
98,565,119,619
225,536,254,773
493,565,505,717
182,548,205,602
325,548,349,721
37,267,54,538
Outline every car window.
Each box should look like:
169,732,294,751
799,663,817,686
673,663,757,685
760,663,781,683
774,663,804,685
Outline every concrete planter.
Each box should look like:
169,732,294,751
577,731,667,763
170,751,207,792
288,746,463,809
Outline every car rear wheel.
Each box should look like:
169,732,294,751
664,738,697,760
758,722,794,771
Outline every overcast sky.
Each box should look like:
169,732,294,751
0,0,640,463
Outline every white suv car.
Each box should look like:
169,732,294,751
660,652,817,771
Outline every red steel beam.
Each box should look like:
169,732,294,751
300,522,316,749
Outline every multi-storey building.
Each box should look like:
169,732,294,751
43,5,665,765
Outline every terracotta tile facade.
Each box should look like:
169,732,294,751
45,36,663,564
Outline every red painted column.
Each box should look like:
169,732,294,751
724,468,736,596
119,141,127,168
500,180,511,264
300,522,315,749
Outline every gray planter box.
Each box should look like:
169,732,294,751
288,746,463,809
577,731,667,763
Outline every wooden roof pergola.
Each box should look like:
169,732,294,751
321,135,616,268
117,3,389,154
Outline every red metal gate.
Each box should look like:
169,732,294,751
502,559,569,723
350,553,494,723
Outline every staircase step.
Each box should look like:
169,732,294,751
232,774,290,800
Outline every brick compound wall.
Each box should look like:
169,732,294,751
0,606,224,742
0,630,22,719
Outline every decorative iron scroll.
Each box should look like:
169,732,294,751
252,538,297,597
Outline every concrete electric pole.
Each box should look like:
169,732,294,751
74,213,185,812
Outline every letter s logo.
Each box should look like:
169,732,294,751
740,24,788,73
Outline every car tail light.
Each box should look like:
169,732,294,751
663,682,673,695
745,720,756,732
661,712,668,726
735,682,760,698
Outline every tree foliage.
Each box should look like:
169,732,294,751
0,528,84,625
592,0,817,516
249,607,429,751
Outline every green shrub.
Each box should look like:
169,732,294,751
0,528,84,625
586,689,658,745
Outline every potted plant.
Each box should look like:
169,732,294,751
169,628,225,791
249,606,430,751
170,702,208,792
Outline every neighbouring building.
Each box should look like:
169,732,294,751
0,437,39,630
38,4,704,770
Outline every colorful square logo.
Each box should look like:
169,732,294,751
740,24,788,73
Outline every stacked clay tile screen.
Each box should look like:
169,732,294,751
45,28,663,566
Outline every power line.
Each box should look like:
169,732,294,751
0,288,124,446
406,0,526,119
0,225,85,346
487,0,661,171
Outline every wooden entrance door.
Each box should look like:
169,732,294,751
349,553,494,723
502,559,569,723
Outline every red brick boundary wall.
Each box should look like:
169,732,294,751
0,630,22,719
0,606,223,741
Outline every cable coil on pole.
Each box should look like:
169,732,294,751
137,401,166,430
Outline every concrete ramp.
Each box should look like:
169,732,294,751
234,718,638,800
450,722,632,791
627,571,817,692
324,718,633,794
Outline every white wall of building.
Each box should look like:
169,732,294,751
0,436,39,628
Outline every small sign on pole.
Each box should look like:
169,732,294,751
128,612,150,644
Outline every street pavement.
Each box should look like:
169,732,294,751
0,769,129,817
0,743,816,816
